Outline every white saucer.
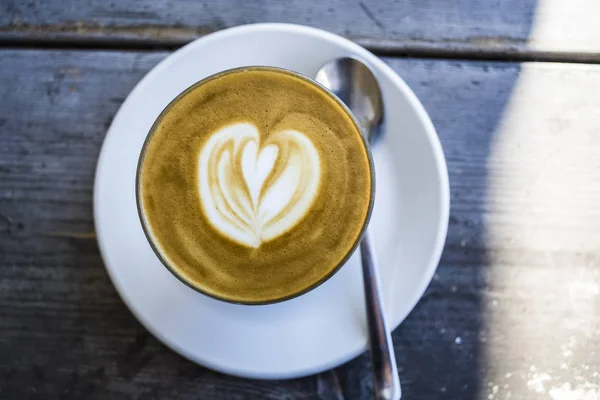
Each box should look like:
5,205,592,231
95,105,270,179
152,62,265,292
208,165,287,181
94,23,449,380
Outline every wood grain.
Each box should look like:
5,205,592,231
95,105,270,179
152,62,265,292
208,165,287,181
2,0,600,60
1,50,600,399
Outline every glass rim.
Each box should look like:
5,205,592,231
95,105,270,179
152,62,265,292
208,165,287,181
135,65,376,305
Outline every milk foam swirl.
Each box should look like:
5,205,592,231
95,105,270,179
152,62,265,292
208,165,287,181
198,122,321,248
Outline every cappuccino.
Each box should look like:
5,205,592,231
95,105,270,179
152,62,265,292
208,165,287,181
138,67,373,303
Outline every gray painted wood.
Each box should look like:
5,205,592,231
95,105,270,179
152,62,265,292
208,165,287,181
1,50,600,399
0,0,534,46
3,0,599,60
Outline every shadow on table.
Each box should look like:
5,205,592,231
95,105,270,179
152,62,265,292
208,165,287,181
0,4,537,396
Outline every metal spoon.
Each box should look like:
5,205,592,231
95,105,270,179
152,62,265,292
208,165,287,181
316,57,401,400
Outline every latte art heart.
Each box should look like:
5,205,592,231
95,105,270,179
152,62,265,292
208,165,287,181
198,123,321,248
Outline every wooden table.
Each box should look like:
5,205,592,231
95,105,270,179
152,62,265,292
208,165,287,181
1,1,599,399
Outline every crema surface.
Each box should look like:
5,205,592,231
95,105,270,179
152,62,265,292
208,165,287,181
138,68,372,303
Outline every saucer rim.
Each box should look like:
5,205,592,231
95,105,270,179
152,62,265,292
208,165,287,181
93,22,450,380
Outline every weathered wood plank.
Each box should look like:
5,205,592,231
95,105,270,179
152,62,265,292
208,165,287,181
1,0,600,59
1,50,600,399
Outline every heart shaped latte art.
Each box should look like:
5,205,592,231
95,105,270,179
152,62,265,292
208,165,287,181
198,123,321,248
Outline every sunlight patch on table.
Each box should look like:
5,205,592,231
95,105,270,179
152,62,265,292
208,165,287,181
528,0,600,53
483,63,600,397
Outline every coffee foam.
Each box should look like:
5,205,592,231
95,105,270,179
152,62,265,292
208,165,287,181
138,68,372,303
198,122,321,248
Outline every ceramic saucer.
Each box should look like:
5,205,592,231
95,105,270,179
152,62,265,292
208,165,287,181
94,23,449,379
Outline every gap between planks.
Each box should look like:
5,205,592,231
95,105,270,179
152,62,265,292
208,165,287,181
1,31,600,65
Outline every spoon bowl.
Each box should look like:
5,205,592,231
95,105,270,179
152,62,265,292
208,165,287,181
316,57,384,143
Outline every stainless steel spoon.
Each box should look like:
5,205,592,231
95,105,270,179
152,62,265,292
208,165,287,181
316,57,401,400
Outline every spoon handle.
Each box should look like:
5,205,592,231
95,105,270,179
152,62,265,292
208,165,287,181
360,231,402,400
